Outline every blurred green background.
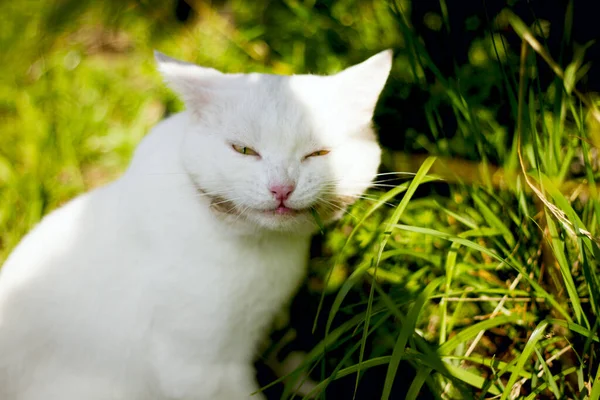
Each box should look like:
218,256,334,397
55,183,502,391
1,1,599,399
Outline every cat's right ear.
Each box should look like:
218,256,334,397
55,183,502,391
154,51,223,108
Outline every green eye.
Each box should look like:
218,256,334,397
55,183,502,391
305,149,330,159
232,144,260,156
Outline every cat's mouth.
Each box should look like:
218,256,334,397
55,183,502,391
195,183,309,218
195,182,353,226
265,205,308,216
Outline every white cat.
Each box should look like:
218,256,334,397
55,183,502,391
0,50,391,400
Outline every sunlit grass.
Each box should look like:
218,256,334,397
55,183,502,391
273,4,598,400
0,1,597,399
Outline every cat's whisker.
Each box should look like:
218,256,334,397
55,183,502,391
324,176,403,183
326,181,402,188
374,171,418,177
370,179,405,184
320,174,415,186
318,191,396,208
351,198,396,208
232,204,253,224
316,198,358,220
319,182,400,190
194,192,233,200
345,193,394,202
226,204,242,217
367,184,403,188
193,189,238,199
210,198,244,207
343,197,395,208
205,193,242,204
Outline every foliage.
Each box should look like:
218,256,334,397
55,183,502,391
0,0,598,399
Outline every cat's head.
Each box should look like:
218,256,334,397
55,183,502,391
156,51,391,233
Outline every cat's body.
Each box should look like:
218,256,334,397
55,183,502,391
0,51,391,399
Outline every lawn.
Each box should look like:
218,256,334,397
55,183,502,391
0,1,598,398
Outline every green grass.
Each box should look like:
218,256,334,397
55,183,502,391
0,1,598,399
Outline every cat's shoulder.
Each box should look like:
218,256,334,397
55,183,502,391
0,186,115,282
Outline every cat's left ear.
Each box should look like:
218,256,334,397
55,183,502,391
330,50,393,124
154,51,224,108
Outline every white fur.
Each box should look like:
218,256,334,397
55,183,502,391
0,50,391,399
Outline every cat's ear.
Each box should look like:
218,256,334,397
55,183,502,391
330,50,393,124
154,51,223,108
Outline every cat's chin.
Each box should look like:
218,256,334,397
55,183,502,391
246,206,346,234
268,205,302,216
249,208,315,233
213,206,323,234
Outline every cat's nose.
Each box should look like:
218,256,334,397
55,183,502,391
269,184,295,201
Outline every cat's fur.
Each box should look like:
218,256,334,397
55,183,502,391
0,50,391,399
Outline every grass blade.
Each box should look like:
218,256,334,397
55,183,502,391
500,320,549,400
381,277,443,400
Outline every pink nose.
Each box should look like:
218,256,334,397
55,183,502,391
269,184,295,201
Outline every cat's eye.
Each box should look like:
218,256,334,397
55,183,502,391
232,144,260,156
304,150,330,159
